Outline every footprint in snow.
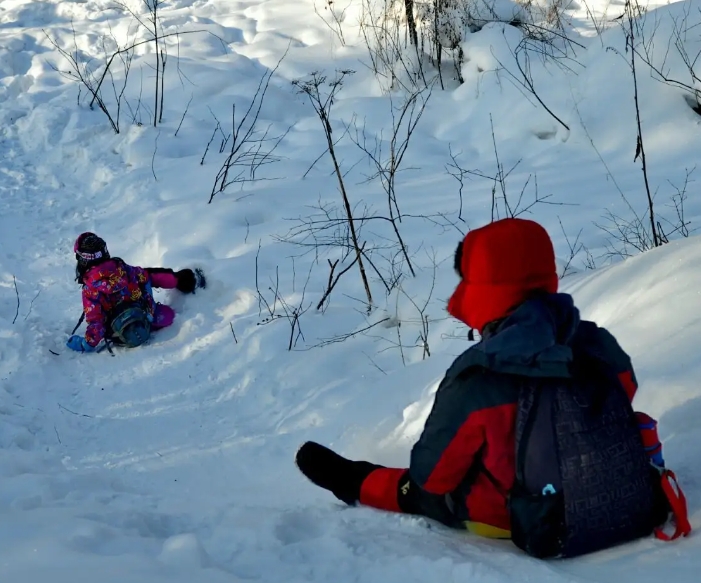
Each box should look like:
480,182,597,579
67,523,116,554
274,508,328,545
532,128,557,140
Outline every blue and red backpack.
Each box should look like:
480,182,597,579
510,329,691,558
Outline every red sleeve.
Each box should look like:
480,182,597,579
618,370,638,402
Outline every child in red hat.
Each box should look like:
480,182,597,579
296,218,687,556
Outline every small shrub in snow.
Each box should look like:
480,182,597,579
45,0,223,133
360,0,578,90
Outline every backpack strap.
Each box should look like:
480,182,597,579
654,469,692,541
71,312,86,335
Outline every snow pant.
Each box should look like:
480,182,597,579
296,442,511,539
153,303,175,329
358,467,457,524
358,467,511,538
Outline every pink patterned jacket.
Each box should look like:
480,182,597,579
81,260,156,347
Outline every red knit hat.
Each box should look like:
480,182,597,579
447,218,558,332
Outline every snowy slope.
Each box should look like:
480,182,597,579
1,0,701,581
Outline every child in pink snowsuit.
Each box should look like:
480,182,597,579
67,232,203,352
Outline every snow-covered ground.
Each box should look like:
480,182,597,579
1,0,700,580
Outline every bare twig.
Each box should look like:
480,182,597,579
358,0,427,92
255,253,313,350
513,40,571,132
311,317,391,347
293,70,373,309
151,131,160,181
581,244,597,270
12,275,20,325
624,0,661,247
664,166,695,238
348,83,434,277
58,403,93,418
174,94,193,137
370,252,438,363
633,7,701,113
24,289,41,321
209,48,291,202
44,26,120,133
394,293,405,365
557,217,583,278
572,97,633,210
446,144,469,222
314,0,349,46
201,121,221,165
404,255,438,360
159,49,166,124
363,351,388,374
45,3,221,133
255,241,275,319
316,249,363,311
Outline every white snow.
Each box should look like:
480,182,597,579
1,0,701,581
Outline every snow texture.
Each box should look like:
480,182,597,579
1,0,700,581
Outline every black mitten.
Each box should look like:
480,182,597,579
175,268,206,294
295,441,380,505
175,269,196,293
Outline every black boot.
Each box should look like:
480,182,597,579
295,441,380,505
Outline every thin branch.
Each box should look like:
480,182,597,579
310,317,391,347
24,289,41,321
58,403,93,418
12,275,20,325
209,47,291,202
316,250,362,310
363,351,388,375
174,94,193,137
201,121,221,165
151,131,160,181
88,30,211,108
624,0,661,246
